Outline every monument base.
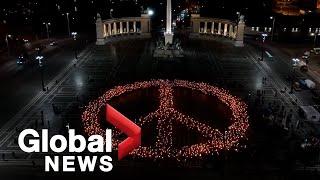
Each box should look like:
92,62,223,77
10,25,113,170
164,33,174,45
153,49,184,58
96,38,105,45
234,40,244,47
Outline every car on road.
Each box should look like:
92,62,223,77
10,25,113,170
16,53,30,65
311,48,320,55
49,41,57,46
16,55,26,65
35,45,45,52
302,55,309,59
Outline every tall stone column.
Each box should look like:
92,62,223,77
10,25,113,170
211,22,215,34
133,21,137,32
235,15,245,47
229,25,233,38
204,22,208,33
113,22,117,34
218,23,222,35
119,22,123,34
224,24,228,36
108,23,112,35
96,13,105,45
166,0,172,34
127,21,130,33
164,0,173,45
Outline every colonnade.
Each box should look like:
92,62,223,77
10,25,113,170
191,14,245,47
96,13,151,45
198,21,237,39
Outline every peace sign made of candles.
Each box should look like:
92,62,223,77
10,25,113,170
82,80,249,161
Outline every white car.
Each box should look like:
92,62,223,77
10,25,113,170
302,55,309,59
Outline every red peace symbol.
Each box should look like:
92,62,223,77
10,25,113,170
81,80,249,161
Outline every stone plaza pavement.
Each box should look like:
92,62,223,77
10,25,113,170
0,37,317,173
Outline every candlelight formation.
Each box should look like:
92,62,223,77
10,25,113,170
81,80,249,161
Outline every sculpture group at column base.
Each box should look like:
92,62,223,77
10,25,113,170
153,49,184,58
234,40,244,47
153,39,184,59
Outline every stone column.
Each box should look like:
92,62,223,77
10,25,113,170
166,0,172,34
133,21,137,33
235,15,245,47
229,25,233,38
165,0,173,45
96,13,105,45
224,23,228,36
108,23,112,36
218,23,222,35
211,22,215,34
204,22,208,33
113,22,117,35
103,24,107,37
119,22,123,34
127,21,130,33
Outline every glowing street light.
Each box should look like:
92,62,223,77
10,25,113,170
147,9,154,16
310,32,320,47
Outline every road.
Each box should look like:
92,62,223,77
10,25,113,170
0,38,88,126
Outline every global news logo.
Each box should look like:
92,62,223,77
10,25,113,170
17,104,141,172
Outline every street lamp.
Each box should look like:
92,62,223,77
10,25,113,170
43,22,51,39
110,9,114,18
236,11,240,21
260,33,268,61
71,32,78,60
270,16,276,41
64,13,71,37
36,55,46,91
310,32,319,47
5,34,12,57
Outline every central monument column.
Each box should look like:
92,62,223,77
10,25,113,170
164,0,173,45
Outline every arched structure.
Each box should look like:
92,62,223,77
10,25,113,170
96,13,151,45
190,14,245,47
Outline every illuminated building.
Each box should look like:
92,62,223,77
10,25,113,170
273,0,300,16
